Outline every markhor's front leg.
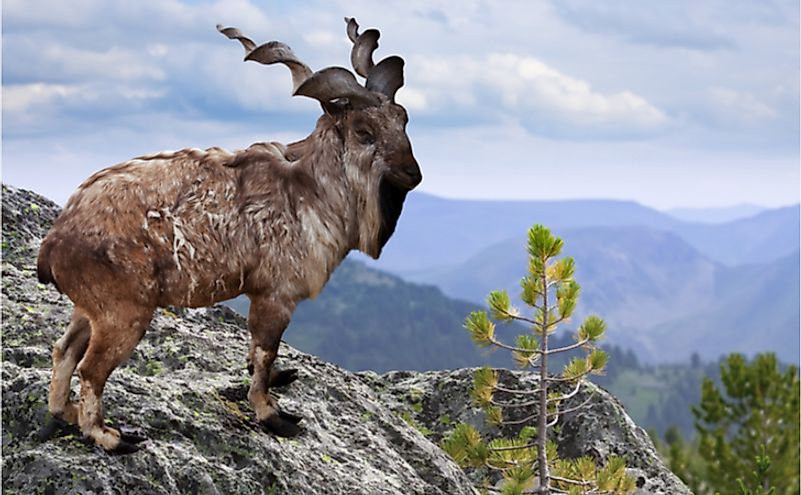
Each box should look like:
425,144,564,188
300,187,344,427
246,295,302,437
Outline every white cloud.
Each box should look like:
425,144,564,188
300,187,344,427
551,0,736,50
396,87,428,111
408,52,668,137
3,82,165,111
3,0,101,28
708,87,778,123
1,0,797,210
303,30,346,50
41,45,166,82
3,82,167,135
3,0,273,39
3,83,81,113
488,54,668,129
148,44,169,57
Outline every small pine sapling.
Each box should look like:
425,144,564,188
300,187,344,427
442,224,635,495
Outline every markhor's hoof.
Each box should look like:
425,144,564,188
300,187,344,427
108,439,141,455
262,413,302,437
278,409,303,424
38,414,79,442
270,368,299,388
120,431,148,445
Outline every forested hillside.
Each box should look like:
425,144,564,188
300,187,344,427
226,261,525,372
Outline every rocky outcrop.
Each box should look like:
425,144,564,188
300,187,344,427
366,369,693,494
1,185,691,494
1,185,475,495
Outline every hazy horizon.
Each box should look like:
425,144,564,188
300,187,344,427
6,181,798,218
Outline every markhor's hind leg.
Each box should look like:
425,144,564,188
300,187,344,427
76,304,153,453
49,308,91,425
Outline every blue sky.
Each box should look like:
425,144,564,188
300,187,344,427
2,0,799,208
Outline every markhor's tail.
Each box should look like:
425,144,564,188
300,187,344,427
37,239,61,293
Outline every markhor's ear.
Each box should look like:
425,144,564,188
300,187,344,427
366,56,404,101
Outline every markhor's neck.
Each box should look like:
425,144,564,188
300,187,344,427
285,116,402,261
287,119,363,254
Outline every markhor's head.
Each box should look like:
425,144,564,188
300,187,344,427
219,17,422,255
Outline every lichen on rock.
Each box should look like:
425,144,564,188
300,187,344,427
367,369,693,494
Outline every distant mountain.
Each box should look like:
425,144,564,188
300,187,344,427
362,192,682,274
648,251,800,364
404,226,799,364
358,193,799,274
665,204,766,224
225,260,523,372
672,205,800,266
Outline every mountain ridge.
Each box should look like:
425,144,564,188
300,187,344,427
363,192,799,274
665,203,766,223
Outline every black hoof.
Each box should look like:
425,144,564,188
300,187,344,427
108,439,141,455
262,413,302,437
38,414,80,442
120,431,148,445
108,422,147,445
270,368,299,388
278,409,303,424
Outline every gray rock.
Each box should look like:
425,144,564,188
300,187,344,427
1,185,476,495
367,369,693,494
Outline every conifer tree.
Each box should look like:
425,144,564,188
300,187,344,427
661,426,705,494
442,225,635,495
693,353,799,495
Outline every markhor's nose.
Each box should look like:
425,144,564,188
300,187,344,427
405,162,422,187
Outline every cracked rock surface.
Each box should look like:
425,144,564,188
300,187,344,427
367,369,693,494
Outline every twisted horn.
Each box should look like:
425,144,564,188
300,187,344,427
351,29,379,79
343,18,405,100
216,25,257,54
345,17,359,42
344,17,379,79
217,24,312,94
218,23,384,107
295,67,380,108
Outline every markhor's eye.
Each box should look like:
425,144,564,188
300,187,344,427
355,128,375,145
